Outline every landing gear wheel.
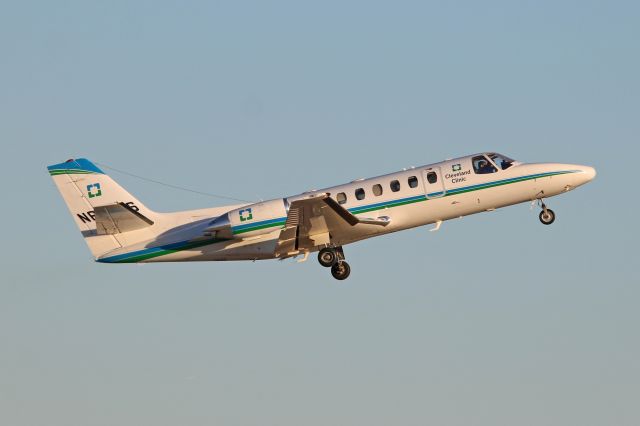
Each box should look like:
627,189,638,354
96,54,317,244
331,261,351,281
318,248,337,268
539,209,556,225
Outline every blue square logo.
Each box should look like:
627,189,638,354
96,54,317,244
87,183,102,198
239,208,253,222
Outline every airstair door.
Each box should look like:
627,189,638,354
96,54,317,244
423,168,446,199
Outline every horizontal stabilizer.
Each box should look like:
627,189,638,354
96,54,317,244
94,202,154,235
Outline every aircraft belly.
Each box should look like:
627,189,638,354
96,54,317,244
136,237,279,263
211,238,279,261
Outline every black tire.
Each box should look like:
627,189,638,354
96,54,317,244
539,209,556,225
331,261,351,281
318,249,337,268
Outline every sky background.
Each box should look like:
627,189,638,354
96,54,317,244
1,1,638,425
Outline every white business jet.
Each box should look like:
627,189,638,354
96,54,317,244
48,153,596,280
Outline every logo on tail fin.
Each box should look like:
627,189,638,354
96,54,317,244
87,183,102,198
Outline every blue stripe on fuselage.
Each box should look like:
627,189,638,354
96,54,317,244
232,217,287,233
98,169,580,263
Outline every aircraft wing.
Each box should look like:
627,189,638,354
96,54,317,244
275,193,389,258
93,202,155,235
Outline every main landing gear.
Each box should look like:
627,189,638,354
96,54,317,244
537,199,556,225
318,246,351,281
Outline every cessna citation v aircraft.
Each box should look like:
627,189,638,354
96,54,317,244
48,153,596,280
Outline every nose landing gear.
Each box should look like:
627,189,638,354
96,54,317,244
318,246,351,280
537,200,556,225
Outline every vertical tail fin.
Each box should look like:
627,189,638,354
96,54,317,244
47,158,158,258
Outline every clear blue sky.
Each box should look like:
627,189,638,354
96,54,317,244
1,1,638,425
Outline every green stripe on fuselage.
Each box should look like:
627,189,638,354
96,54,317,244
232,220,287,235
101,238,229,263
350,196,425,215
102,170,577,263
446,170,572,196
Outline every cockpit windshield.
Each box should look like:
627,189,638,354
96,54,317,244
487,153,515,170
472,153,517,174
473,155,498,174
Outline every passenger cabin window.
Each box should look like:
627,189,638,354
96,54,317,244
488,153,515,170
427,172,438,184
372,184,383,196
355,188,366,200
472,155,498,174
390,180,401,192
337,192,347,205
408,176,418,188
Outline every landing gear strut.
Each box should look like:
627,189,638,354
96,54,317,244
318,246,351,280
538,200,556,225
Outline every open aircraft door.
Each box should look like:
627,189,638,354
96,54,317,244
422,167,447,199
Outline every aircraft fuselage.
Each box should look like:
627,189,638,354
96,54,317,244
93,153,596,267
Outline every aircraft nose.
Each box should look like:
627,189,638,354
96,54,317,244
581,166,597,182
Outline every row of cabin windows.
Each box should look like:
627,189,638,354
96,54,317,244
336,173,438,205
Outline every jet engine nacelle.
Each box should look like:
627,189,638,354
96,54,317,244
206,198,288,239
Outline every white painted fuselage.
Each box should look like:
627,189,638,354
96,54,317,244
92,153,596,264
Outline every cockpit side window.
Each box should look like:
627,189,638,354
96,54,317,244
488,153,515,170
472,155,497,174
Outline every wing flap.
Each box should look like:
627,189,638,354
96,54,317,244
275,193,390,257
